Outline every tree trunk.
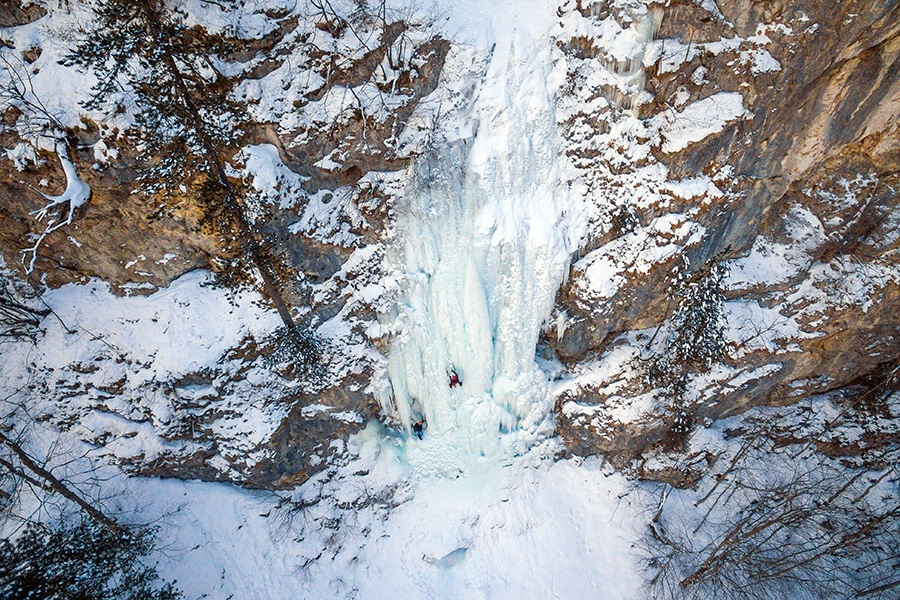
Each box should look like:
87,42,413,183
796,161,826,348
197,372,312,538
144,0,294,327
0,431,122,531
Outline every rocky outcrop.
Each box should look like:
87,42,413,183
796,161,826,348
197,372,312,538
0,133,220,293
0,5,450,488
0,1,45,29
552,0,900,466
246,374,378,489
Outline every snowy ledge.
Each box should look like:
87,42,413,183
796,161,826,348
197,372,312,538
651,92,748,154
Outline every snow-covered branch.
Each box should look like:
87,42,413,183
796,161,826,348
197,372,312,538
21,142,92,274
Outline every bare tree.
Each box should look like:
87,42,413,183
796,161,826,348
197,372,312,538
642,410,900,599
0,274,47,342
0,429,118,530
0,394,182,598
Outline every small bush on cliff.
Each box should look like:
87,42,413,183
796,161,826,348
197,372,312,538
643,259,729,444
263,325,326,385
660,260,728,372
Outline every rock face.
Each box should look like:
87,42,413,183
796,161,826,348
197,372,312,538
0,4,449,488
551,0,900,470
0,12,449,299
0,2,45,29
246,373,380,489
0,135,220,293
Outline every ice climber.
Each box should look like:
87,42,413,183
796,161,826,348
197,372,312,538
449,369,461,388
412,419,426,440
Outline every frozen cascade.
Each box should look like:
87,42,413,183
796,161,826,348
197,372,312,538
380,35,583,474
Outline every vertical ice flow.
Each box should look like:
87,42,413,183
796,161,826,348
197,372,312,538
382,33,578,472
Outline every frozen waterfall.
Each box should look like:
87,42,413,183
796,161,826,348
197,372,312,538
379,35,583,474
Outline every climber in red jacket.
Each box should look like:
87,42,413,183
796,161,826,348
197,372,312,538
449,369,461,388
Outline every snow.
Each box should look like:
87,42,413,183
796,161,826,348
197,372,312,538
288,185,368,246
642,395,900,599
647,29,782,77
697,0,726,20
133,439,642,600
179,0,286,38
651,92,747,153
724,299,815,354
36,270,281,381
21,142,92,273
561,10,650,64
334,455,639,599
648,38,701,74
574,213,705,301
0,4,132,132
0,269,290,475
5,141,41,170
379,17,585,470
4,290,645,598
726,204,825,288
745,48,781,74
34,142,91,212
237,143,307,209
435,0,560,48
664,175,723,200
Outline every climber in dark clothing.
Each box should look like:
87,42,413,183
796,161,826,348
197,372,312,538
449,369,461,388
412,419,426,440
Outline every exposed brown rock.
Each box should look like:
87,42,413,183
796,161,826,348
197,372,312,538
0,138,218,293
246,374,375,489
553,0,900,468
0,1,46,28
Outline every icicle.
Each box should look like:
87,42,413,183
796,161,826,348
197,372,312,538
595,3,664,114
380,34,576,472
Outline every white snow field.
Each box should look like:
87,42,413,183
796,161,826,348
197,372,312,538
146,444,641,599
